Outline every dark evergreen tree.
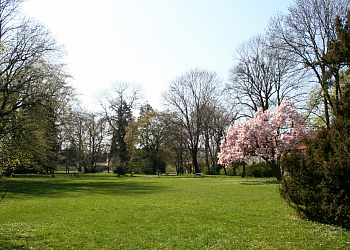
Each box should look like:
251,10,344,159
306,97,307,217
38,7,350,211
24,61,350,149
280,12,350,228
102,82,141,173
109,100,133,166
280,82,350,229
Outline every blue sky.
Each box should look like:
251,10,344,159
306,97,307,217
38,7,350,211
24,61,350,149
22,0,293,111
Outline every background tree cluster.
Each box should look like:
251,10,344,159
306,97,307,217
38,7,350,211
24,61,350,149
162,68,236,174
60,111,108,173
126,105,169,175
0,0,327,178
99,74,236,176
0,0,109,176
0,0,76,176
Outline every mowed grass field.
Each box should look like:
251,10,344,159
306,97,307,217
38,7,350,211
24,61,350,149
0,174,349,249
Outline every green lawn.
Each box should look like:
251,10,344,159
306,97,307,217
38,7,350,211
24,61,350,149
0,174,349,249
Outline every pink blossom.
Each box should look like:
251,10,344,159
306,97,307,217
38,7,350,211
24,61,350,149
218,101,315,167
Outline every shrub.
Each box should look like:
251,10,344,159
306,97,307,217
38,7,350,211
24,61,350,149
202,166,217,175
280,112,350,229
219,167,229,175
245,162,274,177
219,165,240,176
197,162,206,173
113,160,127,177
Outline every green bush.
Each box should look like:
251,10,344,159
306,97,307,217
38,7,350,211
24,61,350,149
280,109,350,229
245,162,274,177
113,160,127,177
202,166,215,175
219,166,239,176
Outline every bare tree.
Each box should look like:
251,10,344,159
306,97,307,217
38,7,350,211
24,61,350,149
84,113,108,172
201,104,236,174
228,34,307,118
61,110,108,173
162,68,223,173
268,0,350,128
0,0,25,40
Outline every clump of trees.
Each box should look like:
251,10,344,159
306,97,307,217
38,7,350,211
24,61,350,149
162,68,236,174
101,82,141,175
0,1,110,177
268,0,350,129
126,104,169,175
61,111,108,173
0,0,76,177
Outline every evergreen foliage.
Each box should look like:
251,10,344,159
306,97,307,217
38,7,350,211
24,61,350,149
280,10,350,229
280,99,350,229
113,159,127,178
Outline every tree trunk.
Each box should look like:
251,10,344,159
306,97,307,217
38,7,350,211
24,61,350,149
205,133,210,174
223,166,227,175
192,156,200,173
180,148,183,174
190,145,200,173
241,162,246,178
269,160,282,180
152,159,157,175
324,95,330,130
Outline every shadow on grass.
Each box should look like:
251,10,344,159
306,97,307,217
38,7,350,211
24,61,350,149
6,177,168,199
10,173,114,179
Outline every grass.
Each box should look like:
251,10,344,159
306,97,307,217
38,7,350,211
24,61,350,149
0,173,349,249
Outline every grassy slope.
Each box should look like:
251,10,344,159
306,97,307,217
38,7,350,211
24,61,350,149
0,174,349,249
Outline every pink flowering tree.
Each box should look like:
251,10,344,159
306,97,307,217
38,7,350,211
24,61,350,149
218,101,314,180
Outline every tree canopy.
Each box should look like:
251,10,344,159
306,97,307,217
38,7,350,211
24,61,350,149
218,101,314,180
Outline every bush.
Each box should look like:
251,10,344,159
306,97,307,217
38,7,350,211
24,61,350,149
202,166,215,175
219,165,240,176
113,160,127,177
280,111,350,229
245,162,274,177
165,164,176,173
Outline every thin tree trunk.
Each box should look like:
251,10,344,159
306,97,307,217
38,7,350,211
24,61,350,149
205,132,210,174
241,162,246,178
324,95,330,130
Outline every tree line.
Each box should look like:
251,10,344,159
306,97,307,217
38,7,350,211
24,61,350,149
0,0,75,177
1,0,350,181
